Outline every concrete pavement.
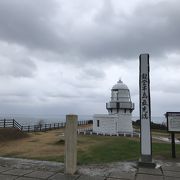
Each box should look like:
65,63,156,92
0,157,179,179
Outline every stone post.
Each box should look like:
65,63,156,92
65,114,77,174
139,54,155,167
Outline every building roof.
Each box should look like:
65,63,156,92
112,79,129,90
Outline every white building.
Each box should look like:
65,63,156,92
93,80,135,135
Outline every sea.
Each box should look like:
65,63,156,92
0,114,166,126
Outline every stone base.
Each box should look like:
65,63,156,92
138,159,156,168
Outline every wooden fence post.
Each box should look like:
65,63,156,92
4,119,6,128
65,114,77,175
13,119,15,127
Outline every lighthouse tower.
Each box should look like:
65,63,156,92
93,79,134,134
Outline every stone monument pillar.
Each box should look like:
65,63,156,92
65,114,77,174
139,54,155,167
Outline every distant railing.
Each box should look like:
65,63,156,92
77,127,93,134
0,119,90,132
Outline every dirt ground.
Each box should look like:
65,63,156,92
0,128,65,160
0,124,94,161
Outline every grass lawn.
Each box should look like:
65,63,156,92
0,128,180,165
77,136,140,164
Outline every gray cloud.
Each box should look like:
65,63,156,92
0,57,36,78
0,0,180,63
78,67,106,80
0,0,66,53
68,0,180,60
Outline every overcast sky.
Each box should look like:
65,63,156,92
0,0,180,118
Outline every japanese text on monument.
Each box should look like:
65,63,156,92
141,73,149,120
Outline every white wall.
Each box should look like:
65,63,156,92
117,114,133,133
93,115,117,134
93,113,133,134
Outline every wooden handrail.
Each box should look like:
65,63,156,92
0,119,89,132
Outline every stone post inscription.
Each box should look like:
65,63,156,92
139,54,152,162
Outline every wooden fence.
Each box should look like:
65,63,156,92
0,119,89,132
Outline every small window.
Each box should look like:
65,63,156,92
124,109,126,113
97,120,100,127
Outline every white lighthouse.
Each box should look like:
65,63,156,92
93,79,135,135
